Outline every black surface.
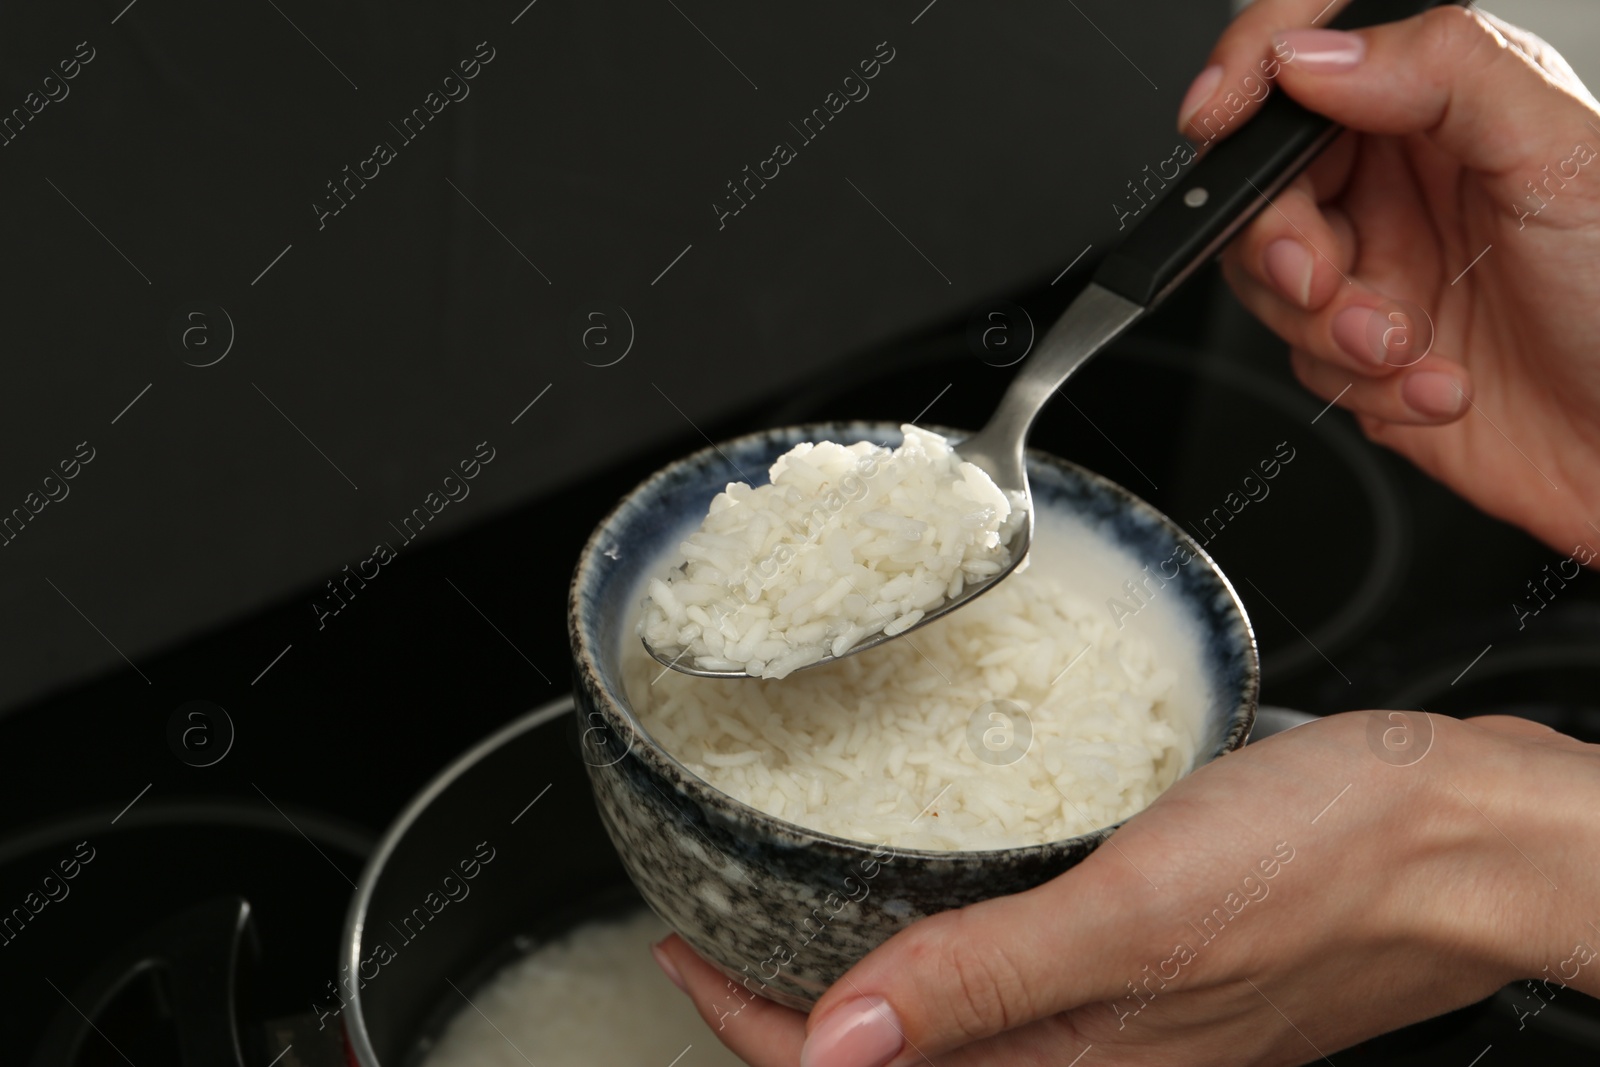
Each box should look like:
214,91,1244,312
0,0,1235,709
4,264,1600,1062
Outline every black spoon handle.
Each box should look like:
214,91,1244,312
1092,0,1468,309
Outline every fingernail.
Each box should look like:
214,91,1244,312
801,996,904,1067
652,940,688,994
1178,64,1223,130
1263,239,1314,307
1402,371,1467,418
1332,305,1386,365
1273,29,1366,72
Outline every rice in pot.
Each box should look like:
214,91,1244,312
423,909,743,1067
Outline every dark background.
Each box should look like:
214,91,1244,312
0,0,1229,709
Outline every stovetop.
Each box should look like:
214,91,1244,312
3,268,1597,1065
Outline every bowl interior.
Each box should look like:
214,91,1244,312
573,421,1258,853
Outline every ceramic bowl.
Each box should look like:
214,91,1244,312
569,421,1257,1009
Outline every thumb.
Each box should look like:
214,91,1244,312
798,858,1147,1066
1263,8,1599,177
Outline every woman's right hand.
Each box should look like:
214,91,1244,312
1195,2,1600,555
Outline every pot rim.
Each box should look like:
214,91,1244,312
340,696,575,1067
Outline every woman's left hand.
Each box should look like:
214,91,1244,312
654,712,1600,1066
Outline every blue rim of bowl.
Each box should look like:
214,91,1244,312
569,421,1260,864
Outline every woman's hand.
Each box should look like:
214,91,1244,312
652,7,1600,1064
656,712,1600,1065
1204,1,1600,556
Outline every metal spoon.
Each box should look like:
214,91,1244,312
649,0,1459,679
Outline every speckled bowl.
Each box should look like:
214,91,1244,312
569,421,1257,1009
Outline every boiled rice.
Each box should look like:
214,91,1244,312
638,426,1027,678
628,561,1187,851
423,909,742,1067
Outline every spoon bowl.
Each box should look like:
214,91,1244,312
643,427,1038,681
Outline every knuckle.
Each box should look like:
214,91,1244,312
931,913,1035,1040
1420,6,1505,72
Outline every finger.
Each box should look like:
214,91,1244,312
799,858,1154,1063
1248,176,1353,311
1289,346,1472,425
1222,132,1463,381
1221,168,1359,314
1466,714,1560,739
1271,8,1600,185
1176,0,1354,138
655,934,807,1067
1224,131,1447,314
1330,131,1451,295
1221,256,1405,380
